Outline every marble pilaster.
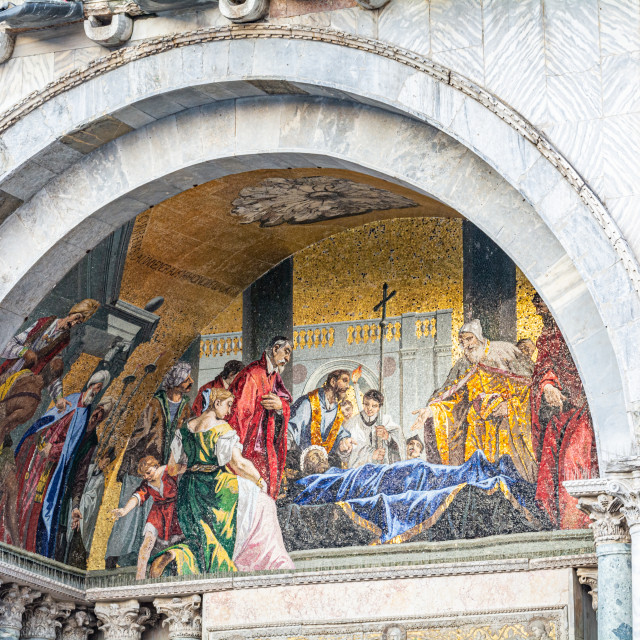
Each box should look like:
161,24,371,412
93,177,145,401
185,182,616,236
94,600,151,640
154,595,202,640
21,595,74,640
566,481,632,640
0,585,40,640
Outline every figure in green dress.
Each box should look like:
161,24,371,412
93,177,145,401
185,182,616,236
150,387,294,576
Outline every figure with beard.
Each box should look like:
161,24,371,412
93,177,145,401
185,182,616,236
227,337,293,499
530,293,598,529
104,362,193,568
13,369,110,557
411,320,537,483
345,389,404,467
288,370,356,468
192,359,244,417
0,299,99,414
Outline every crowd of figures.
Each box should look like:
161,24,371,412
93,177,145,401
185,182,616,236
0,291,598,578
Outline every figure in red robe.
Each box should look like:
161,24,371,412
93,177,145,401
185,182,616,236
531,293,598,529
191,360,244,417
227,338,292,499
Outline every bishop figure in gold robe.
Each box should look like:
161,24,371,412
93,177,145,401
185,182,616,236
413,320,537,483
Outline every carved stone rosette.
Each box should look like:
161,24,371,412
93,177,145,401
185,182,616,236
60,610,96,640
154,596,202,640
0,585,40,639
576,567,598,612
94,600,151,640
21,595,74,640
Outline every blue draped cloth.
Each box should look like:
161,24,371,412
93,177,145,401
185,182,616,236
293,451,540,544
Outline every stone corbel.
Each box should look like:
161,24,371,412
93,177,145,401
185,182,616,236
354,0,390,9
83,13,133,47
218,0,269,23
576,566,598,612
0,585,41,640
0,29,14,64
94,600,151,640
20,595,75,640
153,595,202,640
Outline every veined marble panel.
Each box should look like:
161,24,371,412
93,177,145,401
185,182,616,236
608,195,640,262
543,0,600,76
432,46,484,85
546,70,602,124
598,0,640,56
542,120,603,194
378,0,431,58
430,0,483,53
482,0,547,126
601,51,640,118
603,113,640,198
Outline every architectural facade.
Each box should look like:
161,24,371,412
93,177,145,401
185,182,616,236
0,0,638,639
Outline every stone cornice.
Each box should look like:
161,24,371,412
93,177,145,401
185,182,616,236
0,24,636,295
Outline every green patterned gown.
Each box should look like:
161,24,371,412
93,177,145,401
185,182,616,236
167,422,240,574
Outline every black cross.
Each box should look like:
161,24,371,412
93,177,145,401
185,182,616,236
373,282,396,324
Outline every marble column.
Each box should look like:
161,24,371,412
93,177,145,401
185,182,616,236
0,585,40,640
94,600,151,640
566,482,633,640
20,595,74,640
607,476,640,640
153,595,202,640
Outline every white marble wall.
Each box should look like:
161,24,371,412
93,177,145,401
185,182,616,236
1,0,637,258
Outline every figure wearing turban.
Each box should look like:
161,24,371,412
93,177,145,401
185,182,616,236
413,320,537,483
12,369,111,557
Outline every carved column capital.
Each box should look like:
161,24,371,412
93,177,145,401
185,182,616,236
154,596,201,640
94,600,151,640
606,478,640,531
576,567,598,612
21,596,74,640
0,585,41,639
565,479,631,544
60,609,96,640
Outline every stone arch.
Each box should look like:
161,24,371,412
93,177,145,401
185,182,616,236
0,31,636,463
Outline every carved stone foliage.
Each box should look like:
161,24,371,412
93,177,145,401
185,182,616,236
60,609,95,640
0,585,40,636
154,595,202,640
577,493,631,544
94,600,151,640
21,595,74,640
606,478,640,530
231,177,418,227
576,567,598,612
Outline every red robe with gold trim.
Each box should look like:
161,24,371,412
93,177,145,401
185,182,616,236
532,318,598,529
227,354,292,499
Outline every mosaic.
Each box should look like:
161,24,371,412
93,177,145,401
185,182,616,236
0,171,598,579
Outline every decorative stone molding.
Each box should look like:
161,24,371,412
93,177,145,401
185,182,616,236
0,585,40,638
0,30,14,65
0,26,636,298
218,0,269,23
60,610,95,640
94,600,151,640
576,567,598,612
580,494,630,545
21,596,74,640
83,14,133,46
154,595,202,640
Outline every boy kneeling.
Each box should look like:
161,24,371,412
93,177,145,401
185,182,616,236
110,456,182,579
